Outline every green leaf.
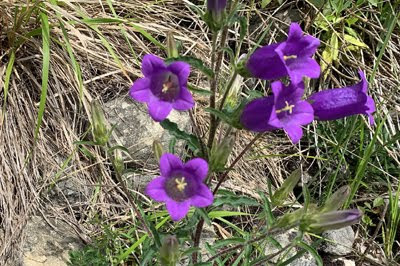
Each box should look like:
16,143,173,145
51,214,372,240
165,56,214,78
2,50,15,117
188,84,211,95
373,197,384,208
330,34,339,61
208,211,250,219
239,16,247,42
214,190,259,207
344,34,368,48
159,119,200,153
213,238,245,249
271,169,301,206
34,10,51,141
261,0,272,8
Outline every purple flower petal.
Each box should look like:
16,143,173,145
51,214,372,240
240,96,282,132
282,24,320,57
285,57,320,84
286,101,314,126
168,62,190,85
308,71,375,124
172,86,194,111
145,177,170,202
283,124,303,144
129,78,152,102
247,22,320,82
141,54,166,76
148,99,173,122
166,200,190,221
184,158,209,181
246,43,287,80
272,80,304,107
160,153,183,178
207,0,227,12
190,184,213,208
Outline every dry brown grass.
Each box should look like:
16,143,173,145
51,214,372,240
0,0,399,264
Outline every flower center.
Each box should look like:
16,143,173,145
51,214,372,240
276,101,295,114
175,177,187,192
283,55,298,60
160,73,180,101
165,175,190,202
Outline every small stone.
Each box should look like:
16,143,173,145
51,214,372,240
103,97,191,166
332,258,356,266
264,229,317,266
321,226,355,255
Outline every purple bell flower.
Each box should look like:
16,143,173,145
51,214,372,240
247,23,320,84
308,70,375,125
145,153,213,221
305,209,362,233
130,54,194,122
240,81,314,144
207,0,227,13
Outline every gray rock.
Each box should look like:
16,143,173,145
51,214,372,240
23,216,82,266
321,226,355,255
104,97,191,166
50,177,91,204
125,174,154,193
331,258,356,266
264,229,317,266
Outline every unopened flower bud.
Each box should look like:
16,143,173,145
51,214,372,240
302,209,362,233
166,32,179,58
205,0,227,31
210,132,235,172
113,149,124,176
91,100,109,145
271,169,301,207
320,185,350,213
225,74,243,109
153,140,164,162
160,235,179,266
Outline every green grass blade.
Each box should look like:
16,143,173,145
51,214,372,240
116,217,169,263
34,10,51,141
345,118,385,208
2,50,15,118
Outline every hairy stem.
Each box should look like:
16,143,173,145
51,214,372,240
213,132,263,194
192,133,263,263
205,226,293,263
207,23,229,151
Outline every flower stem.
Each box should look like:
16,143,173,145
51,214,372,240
213,132,263,194
205,226,295,263
192,132,262,263
207,24,229,151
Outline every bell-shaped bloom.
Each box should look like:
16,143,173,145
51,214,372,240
246,23,320,84
145,153,213,221
303,209,362,233
240,81,314,144
130,54,194,122
308,70,375,125
207,0,227,13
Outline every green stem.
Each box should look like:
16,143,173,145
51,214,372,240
213,132,263,194
218,70,238,110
